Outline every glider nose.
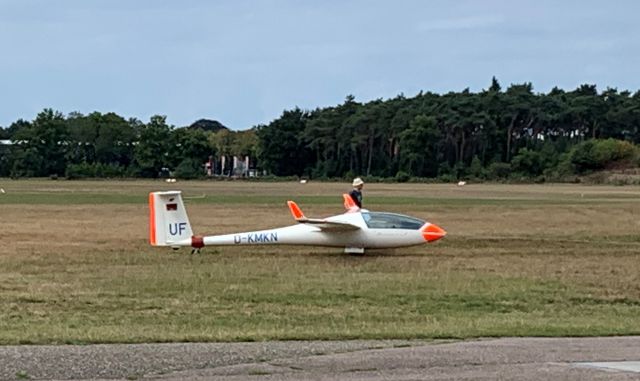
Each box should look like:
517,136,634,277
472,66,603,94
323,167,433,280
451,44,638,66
421,223,447,242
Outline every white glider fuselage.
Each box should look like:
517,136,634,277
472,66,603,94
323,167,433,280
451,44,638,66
149,191,446,253
201,214,423,248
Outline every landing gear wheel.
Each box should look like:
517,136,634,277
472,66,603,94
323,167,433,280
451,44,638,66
344,247,365,255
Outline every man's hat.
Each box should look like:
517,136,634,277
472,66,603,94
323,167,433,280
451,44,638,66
352,177,364,187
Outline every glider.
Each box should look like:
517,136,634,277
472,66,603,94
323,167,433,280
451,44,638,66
149,191,446,254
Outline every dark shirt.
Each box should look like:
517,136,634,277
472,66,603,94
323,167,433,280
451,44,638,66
349,189,363,208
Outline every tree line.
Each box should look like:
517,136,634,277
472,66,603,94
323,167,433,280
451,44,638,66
256,78,640,181
2,78,640,181
0,112,256,179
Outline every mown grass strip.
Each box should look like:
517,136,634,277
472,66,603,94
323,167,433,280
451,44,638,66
0,192,636,206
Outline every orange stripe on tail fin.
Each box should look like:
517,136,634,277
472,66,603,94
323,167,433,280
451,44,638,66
149,192,157,245
287,201,305,220
148,190,193,247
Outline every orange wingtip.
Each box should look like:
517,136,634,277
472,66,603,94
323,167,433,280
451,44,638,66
287,200,305,220
422,223,446,242
342,194,359,212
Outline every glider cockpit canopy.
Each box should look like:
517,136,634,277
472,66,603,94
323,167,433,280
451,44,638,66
361,212,425,230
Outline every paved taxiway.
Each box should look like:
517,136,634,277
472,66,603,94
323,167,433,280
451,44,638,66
1,337,639,380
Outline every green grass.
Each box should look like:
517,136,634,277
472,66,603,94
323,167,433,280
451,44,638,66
1,179,640,343
3,253,638,343
2,191,638,207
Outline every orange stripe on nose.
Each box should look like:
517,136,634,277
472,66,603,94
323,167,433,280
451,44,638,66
422,223,446,242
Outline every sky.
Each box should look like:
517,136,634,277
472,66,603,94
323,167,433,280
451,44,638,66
1,0,639,130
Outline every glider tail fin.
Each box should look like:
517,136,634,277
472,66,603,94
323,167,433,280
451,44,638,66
149,191,194,247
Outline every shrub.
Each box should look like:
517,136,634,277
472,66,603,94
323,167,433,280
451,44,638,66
468,155,483,179
568,138,637,173
394,171,411,183
486,162,511,180
511,148,545,176
363,175,387,183
437,173,456,183
66,163,127,179
173,158,203,179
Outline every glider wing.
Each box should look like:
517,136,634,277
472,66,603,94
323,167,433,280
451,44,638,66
300,219,360,231
287,200,360,231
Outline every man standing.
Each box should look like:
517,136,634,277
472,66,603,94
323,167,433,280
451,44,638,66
349,177,364,208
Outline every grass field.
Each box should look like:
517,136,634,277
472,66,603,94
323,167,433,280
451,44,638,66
1,179,640,344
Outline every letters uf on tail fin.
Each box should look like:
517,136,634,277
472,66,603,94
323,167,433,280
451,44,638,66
149,191,193,246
